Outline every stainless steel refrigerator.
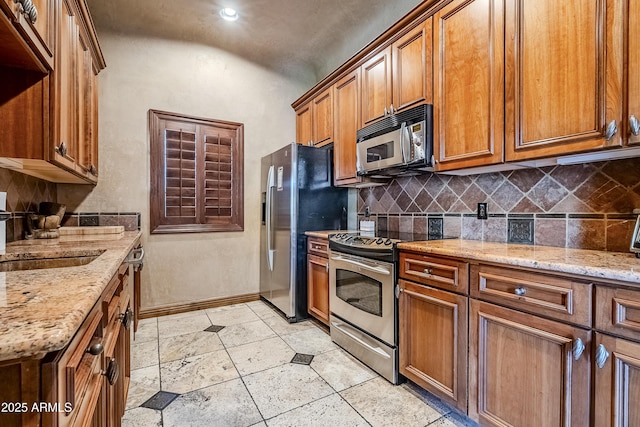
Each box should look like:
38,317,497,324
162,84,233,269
260,143,348,322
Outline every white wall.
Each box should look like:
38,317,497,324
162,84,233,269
58,32,310,311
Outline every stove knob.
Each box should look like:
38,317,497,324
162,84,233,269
384,239,392,245
376,238,384,244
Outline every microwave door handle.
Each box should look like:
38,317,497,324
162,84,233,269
400,122,407,164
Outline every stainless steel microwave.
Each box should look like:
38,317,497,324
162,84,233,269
356,104,433,177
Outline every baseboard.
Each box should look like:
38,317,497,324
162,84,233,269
138,293,260,319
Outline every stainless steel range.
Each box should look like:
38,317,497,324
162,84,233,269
328,232,402,384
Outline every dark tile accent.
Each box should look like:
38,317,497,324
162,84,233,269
79,214,99,226
444,213,461,217
536,214,567,219
568,214,606,219
291,353,314,365
428,218,443,239
488,214,506,218
507,213,534,218
508,219,534,244
607,213,637,220
141,391,180,410
204,325,225,333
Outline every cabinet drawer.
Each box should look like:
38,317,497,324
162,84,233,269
471,264,592,327
596,285,640,342
307,237,329,258
399,252,469,294
63,305,104,423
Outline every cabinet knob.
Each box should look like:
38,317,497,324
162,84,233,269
572,338,585,361
89,164,98,176
596,344,610,369
605,120,618,141
56,142,67,157
119,307,133,330
384,106,388,117
630,115,640,136
86,342,104,356
423,268,432,276
514,287,527,296
102,357,119,386
389,104,395,115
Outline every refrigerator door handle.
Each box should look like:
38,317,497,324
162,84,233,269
266,165,275,271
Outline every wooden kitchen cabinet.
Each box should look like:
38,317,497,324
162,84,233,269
626,0,640,146
593,333,640,427
505,0,624,161
0,0,55,71
295,87,334,148
469,299,590,427
361,46,392,127
307,237,330,325
432,0,505,171
295,101,312,146
333,69,361,185
399,278,468,413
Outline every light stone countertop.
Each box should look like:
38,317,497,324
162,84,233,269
397,239,640,285
0,231,142,362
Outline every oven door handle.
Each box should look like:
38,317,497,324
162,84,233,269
331,320,391,359
330,256,391,275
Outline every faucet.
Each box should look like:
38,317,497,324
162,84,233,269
0,192,9,254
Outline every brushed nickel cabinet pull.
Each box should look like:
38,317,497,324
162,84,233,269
630,115,639,136
605,120,618,141
56,142,67,157
596,344,610,369
572,338,585,361
15,0,38,24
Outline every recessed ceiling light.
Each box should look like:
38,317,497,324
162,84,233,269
220,7,239,21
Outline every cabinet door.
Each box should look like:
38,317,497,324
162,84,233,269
312,87,333,147
392,19,432,112
361,46,392,127
307,254,329,325
628,0,640,146
77,29,98,181
594,333,640,427
333,69,360,185
295,101,312,145
52,0,79,171
399,279,468,413
505,0,624,160
433,0,504,171
469,300,590,427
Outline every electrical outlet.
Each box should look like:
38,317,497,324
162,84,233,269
477,203,488,220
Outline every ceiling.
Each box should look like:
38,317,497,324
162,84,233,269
85,0,424,83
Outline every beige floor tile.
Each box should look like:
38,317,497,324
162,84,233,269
340,377,442,427
133,318,158,344
246,300,279,319
206,304,261,326
122,407,162,427
311,349,377,391
157,313,212,339
126,365,161,410
159,330,224,363
156,310,208,323
262,314,315,336
160,349,238,394
227,336,295,376
217,319,276,348
280,327,337,355
162,378,262,427
243,364,333,419
131,340,159,370
266,393,368,426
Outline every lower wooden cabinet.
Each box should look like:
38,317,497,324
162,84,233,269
593,333,640,427
468,299,590,427
398,279,468,413
307,237,330,325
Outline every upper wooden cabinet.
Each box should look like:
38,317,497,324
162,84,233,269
333,69,361,185
361,20,433,128
295,87,334,147
0,0,55,71
626,0,640,146
392,19,433,113
0,0,104,184
505,0,624,161
433,0,505,171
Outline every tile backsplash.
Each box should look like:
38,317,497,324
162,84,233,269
359,158,640,251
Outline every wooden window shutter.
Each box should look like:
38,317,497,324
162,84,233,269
150,110,244,234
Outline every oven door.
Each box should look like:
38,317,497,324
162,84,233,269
329,250,395,346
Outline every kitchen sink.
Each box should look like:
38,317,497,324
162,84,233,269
0,253,102,272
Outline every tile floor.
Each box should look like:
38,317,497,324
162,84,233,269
124,300,477,427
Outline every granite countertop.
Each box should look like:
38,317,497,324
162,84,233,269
0,231,142,362
397,239,640,285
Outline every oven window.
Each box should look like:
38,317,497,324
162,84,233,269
335,269,382,317
366,141,394,163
